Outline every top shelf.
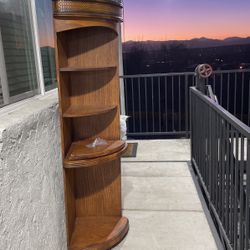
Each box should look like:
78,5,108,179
60,66,116,73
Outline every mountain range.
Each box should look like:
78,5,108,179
123,37,250,52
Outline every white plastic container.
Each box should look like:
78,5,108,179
120,115,129,141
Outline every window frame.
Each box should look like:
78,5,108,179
30,0,46,96
0,0,56,110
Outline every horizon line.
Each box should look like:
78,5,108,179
39,35,250,47
123,36,250,43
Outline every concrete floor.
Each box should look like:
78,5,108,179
114,140,218,250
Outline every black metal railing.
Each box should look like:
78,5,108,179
206,69,250,127
190,86,250,250
122,69,250,138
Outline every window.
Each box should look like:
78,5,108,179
0,0,39,107
0,0,57,108
35,0,57,91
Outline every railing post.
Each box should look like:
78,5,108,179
195,64,213,94
245,139,250,249
185,74,189,138
208,105,212,207
118,25,126,115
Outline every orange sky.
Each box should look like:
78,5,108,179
123,0,250,41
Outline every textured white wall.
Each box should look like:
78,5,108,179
0,92,67,250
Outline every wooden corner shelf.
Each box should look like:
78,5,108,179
60,66,116,72
54,0,128,248
70,216,129,250
66,139,126,161
63,105,117,118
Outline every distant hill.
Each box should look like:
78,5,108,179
123,37,250,52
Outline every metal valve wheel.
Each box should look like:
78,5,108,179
196,64,213,79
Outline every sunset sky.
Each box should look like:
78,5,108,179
36,0,54,47
123,0,250,41
37,0,250,47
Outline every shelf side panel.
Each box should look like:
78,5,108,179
66,27,118,68
56,33,73,156
72,109,119,141
55,20,75,243
64,169,76,244
74,159,122,217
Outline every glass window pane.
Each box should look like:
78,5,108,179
0,0,39,107
35,0,57,91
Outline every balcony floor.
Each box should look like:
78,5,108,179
114,139,218,250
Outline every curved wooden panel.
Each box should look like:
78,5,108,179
64,144,127,168
70,216,129,250
54,19,118,33
67,139,125,161
53,0,123,22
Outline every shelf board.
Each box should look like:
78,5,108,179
63,105,117,118
60,66,116,72
67,139,126,161
64,142,127,168
70,216,129,250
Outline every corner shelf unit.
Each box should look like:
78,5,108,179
53,0,128,249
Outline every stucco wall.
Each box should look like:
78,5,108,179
0,91,67,250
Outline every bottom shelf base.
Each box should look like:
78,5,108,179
70,216,129,250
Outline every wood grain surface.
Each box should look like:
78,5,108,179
54,1,128,248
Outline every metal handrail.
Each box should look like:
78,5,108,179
191,87,250,138
191,82,250,250
121,72,194,78
121,69,250,79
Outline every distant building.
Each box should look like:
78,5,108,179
40,47,57,90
